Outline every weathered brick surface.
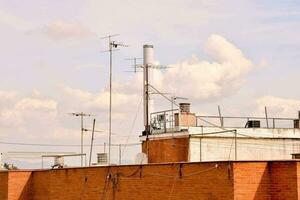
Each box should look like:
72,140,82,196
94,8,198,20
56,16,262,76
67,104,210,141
233,161,299,200
142,137,189,163
233,162,271,200
0,172,8,200
270,162,298,199
2,161,300,200
8,171,32,200
1,162,233,200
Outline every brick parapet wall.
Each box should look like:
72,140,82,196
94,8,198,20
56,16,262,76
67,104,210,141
0,172,8,200
1,161,300,200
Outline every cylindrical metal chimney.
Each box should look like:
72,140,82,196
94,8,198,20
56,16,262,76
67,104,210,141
142,45,154,135
143,44,154,66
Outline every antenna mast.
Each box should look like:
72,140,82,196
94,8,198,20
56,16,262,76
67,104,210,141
101,34,127,165
69,112,93,167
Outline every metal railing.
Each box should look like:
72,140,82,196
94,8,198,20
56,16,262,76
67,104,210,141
150,109,179,133
196,115,298,129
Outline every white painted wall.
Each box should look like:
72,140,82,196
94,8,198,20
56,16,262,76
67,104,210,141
188,127,300,161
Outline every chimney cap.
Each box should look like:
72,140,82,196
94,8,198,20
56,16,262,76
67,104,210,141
179,103,190,106
179,103,191,113
143,44,153,48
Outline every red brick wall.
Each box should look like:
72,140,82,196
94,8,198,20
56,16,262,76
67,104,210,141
0,172,8,200
31,171,50,200
142,137,189,163
297,162,300,198
270,162,298,199
233,162,271,200
233,161,299,200
2,161,300,200
1,162,233,200
7,171,32,200
46,162,232,200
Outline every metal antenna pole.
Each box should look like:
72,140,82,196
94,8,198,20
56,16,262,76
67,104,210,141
69,112,93,167
89,119,96,166
109,36,113,165
101,34,127,165
81,113,83,166
145,63,150,136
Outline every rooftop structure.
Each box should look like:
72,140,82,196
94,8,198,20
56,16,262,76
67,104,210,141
141,103,300,163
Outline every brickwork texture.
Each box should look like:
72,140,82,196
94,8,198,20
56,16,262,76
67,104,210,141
1,161,300,200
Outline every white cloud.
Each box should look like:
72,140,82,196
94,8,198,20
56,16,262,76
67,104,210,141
154,34,253,101
0,9,32,31
0,90,17,101
0,93,58,136
15,97,57,112
255,96,300,118
60,85,140,113
42,21,93,40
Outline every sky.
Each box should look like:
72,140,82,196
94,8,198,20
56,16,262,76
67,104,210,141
0,0,300,167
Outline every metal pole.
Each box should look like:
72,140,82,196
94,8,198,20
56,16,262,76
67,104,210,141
134,58,137,73
171,97,174,133
163,111,167,133
234,131,237,161
119,144,121,165
145,64,150,136
89,119,96,166
265,106,269,128
109,36,112,165
218,105,223,127
199,138,202,162
81,113,83,167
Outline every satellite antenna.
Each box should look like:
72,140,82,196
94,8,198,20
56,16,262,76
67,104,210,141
101,34,128,165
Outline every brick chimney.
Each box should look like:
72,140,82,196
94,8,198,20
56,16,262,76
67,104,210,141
174,103,196,127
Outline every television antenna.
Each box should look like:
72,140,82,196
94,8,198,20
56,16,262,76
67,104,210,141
124,57,143,73
101,34,128,165
69,112,94,167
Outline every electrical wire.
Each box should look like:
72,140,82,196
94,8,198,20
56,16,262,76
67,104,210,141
0,141,140,147
122,95,143,157
148,84,179,107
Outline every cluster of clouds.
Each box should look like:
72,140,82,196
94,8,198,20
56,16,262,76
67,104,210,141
42,21,93,40
0,32,299,143
255,96,300,117
154,34,253,101
0,90,58,137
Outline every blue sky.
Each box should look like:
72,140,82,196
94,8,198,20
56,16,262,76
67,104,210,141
0,0,300,167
